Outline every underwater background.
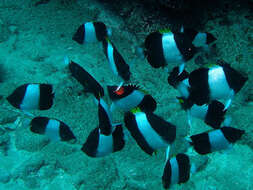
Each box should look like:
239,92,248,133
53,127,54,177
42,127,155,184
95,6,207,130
0,0,253,189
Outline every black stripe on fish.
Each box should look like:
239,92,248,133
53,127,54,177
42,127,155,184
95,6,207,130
102,39,131,81
112,124,125,152
98,100,112,135
6,84,27,109
205,100,226,129
30,116,49,134
173,33,197,62
162,156,172,189
113,46,131,81
93,22,108,41
206,33,217,44
182,28,198,42
69,61,104,98
124,112,154,155
39,84,54,110
59,121,76,141
177,153,190,184
145,112,176,144
190,132,211,155
221,63,248,94
188,67,210,105
81,128,100,157
72,24,85,44
221,126,245,143
144,32,166,68
138,94,157,113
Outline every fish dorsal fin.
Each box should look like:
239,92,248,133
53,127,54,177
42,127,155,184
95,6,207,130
204,62,218,69
176,97,185,104
127,83,149,95
159,28,172,34
130,107,142,114
105,37,112,44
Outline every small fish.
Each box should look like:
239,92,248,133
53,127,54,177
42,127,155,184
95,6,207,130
72,21,110,44
30,116,76,142
81,125,125,158
81,98,125,157
168,63,248,109
162,153,191,189
124,108,176,155
189,126,245,155
107,84,157,112
187,63,248,108
68,60,104,98
102,38,131,81
177,98,227,129
144,28,216,69
6,83,54,110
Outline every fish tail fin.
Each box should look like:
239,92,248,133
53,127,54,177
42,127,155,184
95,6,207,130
194,32,216,49
206,32,217,45
165,145,171,162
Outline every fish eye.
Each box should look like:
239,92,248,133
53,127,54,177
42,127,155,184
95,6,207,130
115,87,124,95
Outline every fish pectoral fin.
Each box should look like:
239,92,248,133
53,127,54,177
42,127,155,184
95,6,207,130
112,123,122,128
224,98,232,110
165,145,170,162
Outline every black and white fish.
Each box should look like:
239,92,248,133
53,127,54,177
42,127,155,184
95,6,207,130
30,116,76,142
102,38,131,81
187,63,248,108
72,21,111,44
144,28,216,69
189,126,245,155
162,153,192,189
177,98,227,129
67,59,104,98
107,84,157,113
81,124,125,158
81,98,125,157
6,83,54,110
124,108,176,155
168,63,248,109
